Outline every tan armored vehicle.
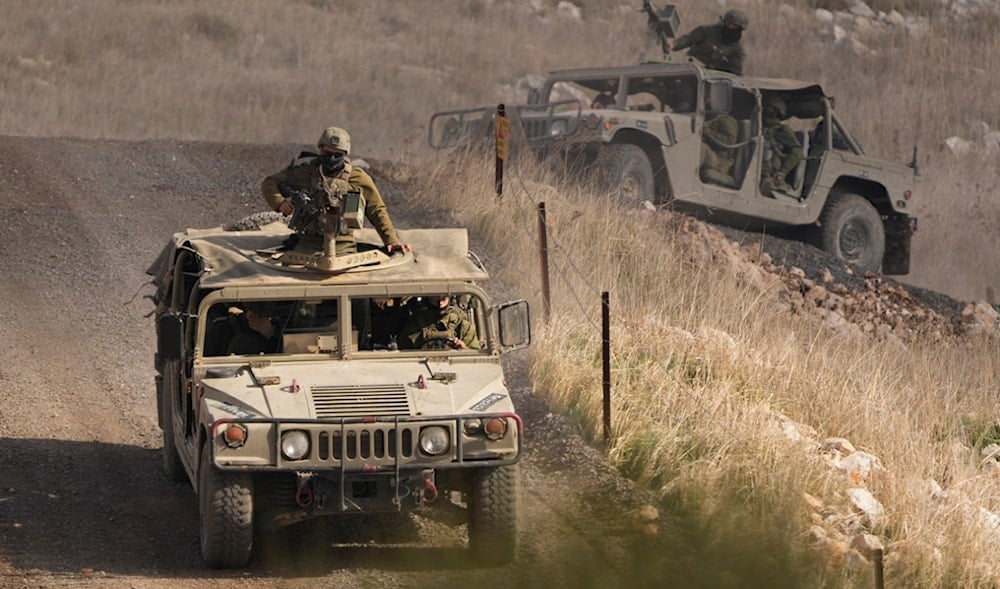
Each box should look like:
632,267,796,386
147,219,530,568
429,57,918,275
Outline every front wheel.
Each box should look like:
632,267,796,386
199,441,254,569
159,374,186,482
468,465,518,566
819,193,885,273
594,144,656,205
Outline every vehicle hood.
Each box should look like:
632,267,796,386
199,357,513,422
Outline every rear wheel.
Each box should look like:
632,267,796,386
595,144,655,205
468,465,518,566
820,193,885,273
199,441,254,569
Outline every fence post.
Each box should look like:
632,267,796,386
495,103,508,196
602,291,611,442
537,202,551,324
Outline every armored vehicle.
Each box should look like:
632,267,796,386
147,220,530,568
429,57,918,275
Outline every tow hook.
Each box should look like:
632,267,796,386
422,478,438,504
295,475,315,508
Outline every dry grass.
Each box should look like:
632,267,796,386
6,1,1000,585
398,148,1000,586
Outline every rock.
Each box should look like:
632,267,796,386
965,118,990,140
886,10,906,26
806,524,828,543
815,8,834,23
823,437,856,455
847,487,885,524
981,444,1000,460
942,136,973,156
849,1,876,19
839,452,885,486
555,1,581,20
851,532,884,557
633,504,659,523
843,548,871,569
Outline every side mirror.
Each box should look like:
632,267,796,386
497,300,531,351
157,313,185,361
526,88,540,105
704,79,733,114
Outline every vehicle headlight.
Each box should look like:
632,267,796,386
550,119,568,136
281,430,310,460
418,426,450,456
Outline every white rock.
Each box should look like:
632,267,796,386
847,487,885,523
839,451,884,485
942,136,973,156
815,8,834,23
849,1,876,19
556,1,581,20
984,131,1000,151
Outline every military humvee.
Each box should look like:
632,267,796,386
429,57,918,275
147,220,530,568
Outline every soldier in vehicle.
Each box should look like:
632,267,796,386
399,295,480,350
203,301,283,356
260,126,411,255
759,94,804,196
700,114,740,178
667,9,748,75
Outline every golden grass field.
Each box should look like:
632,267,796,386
4,1,999,585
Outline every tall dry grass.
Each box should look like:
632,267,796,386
397,145,1000,585
5,1,1000,583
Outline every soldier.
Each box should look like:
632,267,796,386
261,126,410,255
399,295,480,350
667,9,748,75
700,114,740,178
759,94,804,196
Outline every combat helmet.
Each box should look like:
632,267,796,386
762,94,788,121
318,126,351,154
721,9,749,30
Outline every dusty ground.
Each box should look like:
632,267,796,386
0,136,980,588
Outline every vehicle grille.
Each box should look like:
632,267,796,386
310,384,411,418
316,427,418,461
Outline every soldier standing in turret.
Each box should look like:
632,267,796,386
261,126,411,255
667,9,748,74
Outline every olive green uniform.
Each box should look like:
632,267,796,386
672,24,745,75
400,300,480,350
762,121,804,193
261,159,401,251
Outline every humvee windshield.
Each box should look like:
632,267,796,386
202,293,485,357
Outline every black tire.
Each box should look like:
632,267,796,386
819,193,885,273
223,211,286,231
468,465,518,566
159,373,187,482
199,441,254,569
594,144,656,205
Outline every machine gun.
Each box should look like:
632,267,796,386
278,182,366,263
640,1,680,56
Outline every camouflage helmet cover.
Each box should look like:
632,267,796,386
721,9,749,30
318,126,351,154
